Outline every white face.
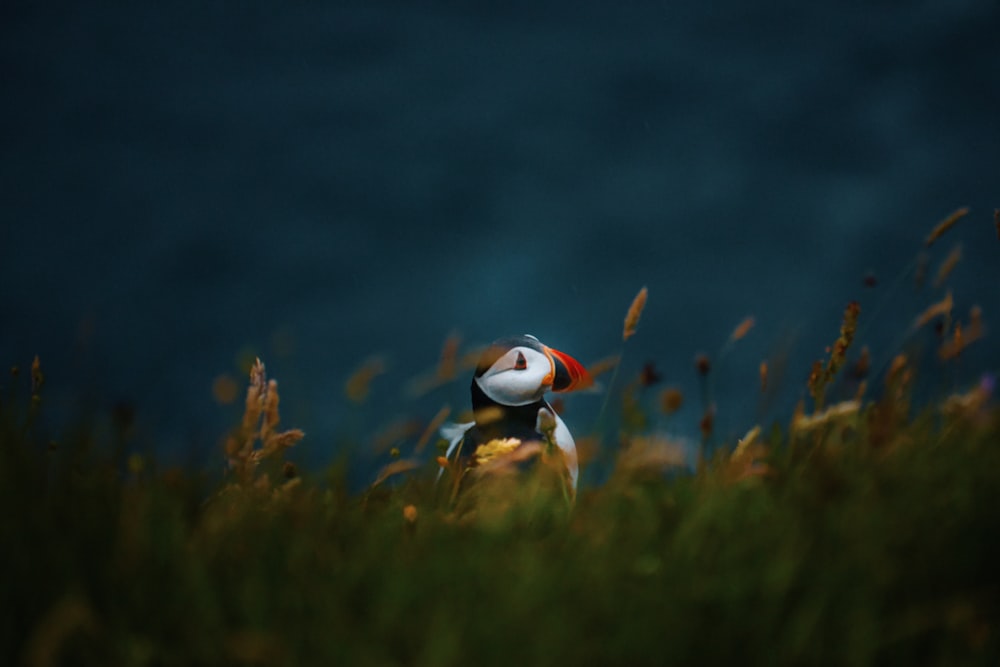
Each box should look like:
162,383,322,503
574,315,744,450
474,346,554,406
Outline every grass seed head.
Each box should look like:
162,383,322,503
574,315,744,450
623,286,648,341
924,206,969,247
730,316,756,342
933,243,962,288
345,356,387,404
914,290,953,330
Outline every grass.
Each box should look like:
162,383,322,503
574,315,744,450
3,352,999,666
3,210,999,665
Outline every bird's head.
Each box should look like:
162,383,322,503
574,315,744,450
473,334,592,407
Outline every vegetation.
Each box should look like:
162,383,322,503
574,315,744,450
3,209,998,666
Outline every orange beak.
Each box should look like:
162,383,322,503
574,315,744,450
544,346,594,392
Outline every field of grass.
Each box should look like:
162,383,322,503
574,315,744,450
4,336,999,666
4,214,999,665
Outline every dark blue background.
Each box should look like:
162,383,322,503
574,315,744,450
3,1,998,480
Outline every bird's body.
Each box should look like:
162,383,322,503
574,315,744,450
440,334,592,496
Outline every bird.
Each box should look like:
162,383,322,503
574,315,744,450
440,334,593,500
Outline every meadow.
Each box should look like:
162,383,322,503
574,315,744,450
4,211,999,666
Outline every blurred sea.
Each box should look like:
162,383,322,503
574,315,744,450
3,1,998,483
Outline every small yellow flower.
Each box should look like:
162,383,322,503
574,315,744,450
473,438,522,466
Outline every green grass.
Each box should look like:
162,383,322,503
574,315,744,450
3,359,999,666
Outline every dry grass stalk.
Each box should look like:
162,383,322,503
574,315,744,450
941,381,992,418
414,404,451,454
913,290,953,330
623,286,648,341
615,435,685,475
924,206,969,247
586,355,621,380
405,336,484,398
932,243,962,288
730,316,756,342
808,302,860,407
759,361,768,392
371,418,424,454
792,400,861,434
226,358,304,487
939,305,986,360
852,346,871,379
726,425,771,482
345,356,386,403
914,252,929,288
436,332,461,382
30,354,44,397
370,459,422,489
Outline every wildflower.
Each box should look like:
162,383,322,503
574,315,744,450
623,286,648,341
473,438,522,466
924,206,968,247
863,272,878,288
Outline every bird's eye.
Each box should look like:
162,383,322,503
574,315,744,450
514,351,527,370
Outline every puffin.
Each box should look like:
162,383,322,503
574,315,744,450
440,334,593,497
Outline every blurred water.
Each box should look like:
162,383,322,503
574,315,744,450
3,1,998,481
